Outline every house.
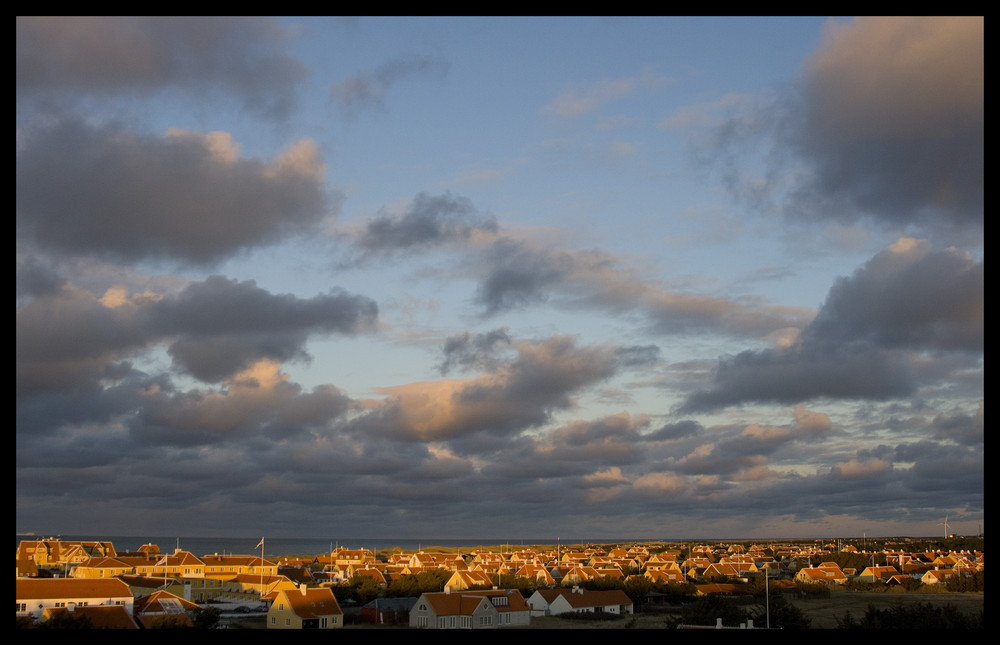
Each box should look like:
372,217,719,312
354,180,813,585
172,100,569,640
42,604,140,629
459,589,532,627
16,539,117,577
858,565,899,583
645,568,686,584
16,577,134,622
509,563,549,585
795,565,847,585
201,554,278,578
410,591,501,629
527,587,633,617
444,569,494,592
267,584,343,629
920,569,956,585
133,589,202,628
361,596,418,625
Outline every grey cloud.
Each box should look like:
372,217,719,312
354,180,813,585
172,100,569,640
17,119,330,265
358,192,498,257
437,327,512,375
133,378,354,447
16,285,149,392
791,17,983,228
681,240,981,412
330,54,449,118
475,238,570,315
472,237,813,340
700,17,983,234
806,241,983,352
646,420,703,441
347,335,626,442
152,275,378,382
930,404,983,446
17,16,306,118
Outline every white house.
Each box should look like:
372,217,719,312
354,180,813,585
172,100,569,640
527,587,633,617
409,591,500,629
16,578,134,622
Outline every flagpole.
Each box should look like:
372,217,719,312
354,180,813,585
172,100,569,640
256,537,265,602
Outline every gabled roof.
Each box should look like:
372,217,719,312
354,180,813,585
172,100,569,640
457,589,530,613
535,588,632,609
134,590,202,614
274,586,343,619
419,591,496,617
17,577,132,600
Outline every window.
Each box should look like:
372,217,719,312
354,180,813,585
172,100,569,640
285,618,290,626
270,617,276,625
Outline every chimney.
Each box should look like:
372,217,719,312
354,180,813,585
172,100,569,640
715,617,723,629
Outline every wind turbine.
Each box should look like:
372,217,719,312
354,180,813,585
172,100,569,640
938,514,951,539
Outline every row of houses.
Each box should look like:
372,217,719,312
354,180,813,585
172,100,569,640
16,575,635,630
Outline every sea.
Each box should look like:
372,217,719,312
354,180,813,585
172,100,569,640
13,535,635,558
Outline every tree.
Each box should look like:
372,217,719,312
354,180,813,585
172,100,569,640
837,601,984,629
191,606,221,629
751,594,811,629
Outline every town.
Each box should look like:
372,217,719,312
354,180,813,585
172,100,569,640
15,535,984,629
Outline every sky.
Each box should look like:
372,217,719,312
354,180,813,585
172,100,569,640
16,17,983,541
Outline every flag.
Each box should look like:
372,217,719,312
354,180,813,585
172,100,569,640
256,538,264,549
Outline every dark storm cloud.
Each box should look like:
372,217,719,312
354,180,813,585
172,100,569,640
329,54,449,118
16,119,329,266
357,192,498,256
151,275,378,382
680,239,982,411
16,16,307,118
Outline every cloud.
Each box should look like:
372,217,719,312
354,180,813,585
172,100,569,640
698,17,983,234
792,17,983,227
16,16,307,118
807,238,983,352
133,360,354,446
543,68,671,117
151,275,379,382
356,192,498,258
437,328,513,375
16,274,378,406
17,119,331,265
681,238,983,411
348,335,626,441
330,54,448,118
473,236,814,339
